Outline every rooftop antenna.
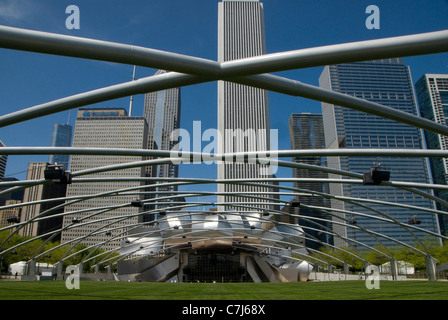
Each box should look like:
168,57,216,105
129,65,136,116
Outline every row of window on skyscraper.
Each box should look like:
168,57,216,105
290,67,448,249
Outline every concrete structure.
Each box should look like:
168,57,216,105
0,139,7,183
61,108,148,250
0,178,24,206
0,199,21,228
19,162,67,240
217,0,273,211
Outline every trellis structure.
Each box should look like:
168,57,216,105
0,23,447,281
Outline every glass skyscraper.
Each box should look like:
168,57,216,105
289,113,332,248
48,123,72,171
319,59,440,248
416,74,448,236
143,70,181,219
143,70,181,184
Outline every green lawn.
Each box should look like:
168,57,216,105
0,280,447,300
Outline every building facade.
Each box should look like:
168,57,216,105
48,124,73,171
19,162,67,240
0,178,24,207
143,70,181,217
319,59,440,248
0,199,21,229
415,74,448,236
0,139,7,183
217,0,272,211
61,108,148,250
289,113,333,248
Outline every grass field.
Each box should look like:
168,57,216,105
0,280,447,300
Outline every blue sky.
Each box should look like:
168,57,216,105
0,0,447,198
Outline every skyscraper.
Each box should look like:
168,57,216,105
0,139,7,183
289,113,332,248
19,162,67,240
217,0,272,211
415,74,448,236
143,70,181,188
320,59,440,248
143,70,181,220
0,199,21,228
61,108,148,250
48,123,72,171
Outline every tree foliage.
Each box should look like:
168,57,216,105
0,230,116,273
311,239,448,272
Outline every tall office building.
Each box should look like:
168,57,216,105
143,70,181,220
320,59,439,247
0,139,7,182
415,74,448,236
0,139,10,207
48,124,73,171
143,70,181,189
19,162,67,240
217,0,272,211
61,108,148,250
0,199,21,228
289,113,332,248
0,178,24,206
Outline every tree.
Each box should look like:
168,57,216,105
430,240,448,266
0,231,117,274
313,246,365,272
